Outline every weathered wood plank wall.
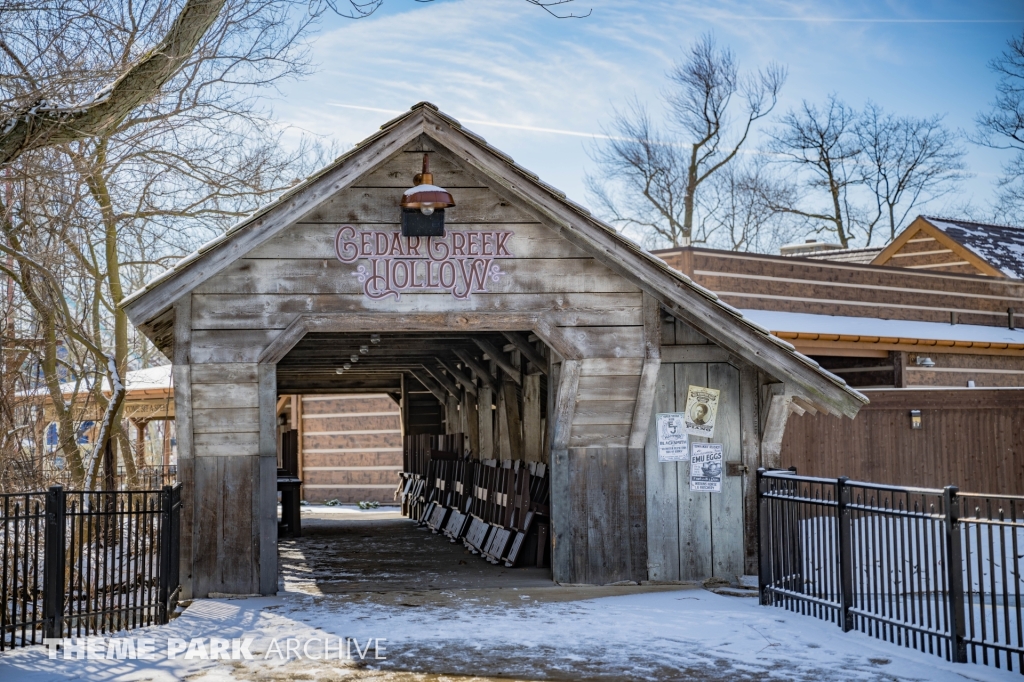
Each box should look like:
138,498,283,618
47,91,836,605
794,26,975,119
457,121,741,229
297,394,403,503
177,135,661,593
643,319,753,583
657,247,1024,328
781,388,1024,494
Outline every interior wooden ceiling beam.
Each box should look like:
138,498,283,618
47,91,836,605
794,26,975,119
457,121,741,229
501,331,548,375
409,368,448,403
436,358,478,395
472,338,522,385
421,363,461,398
452,349,496,391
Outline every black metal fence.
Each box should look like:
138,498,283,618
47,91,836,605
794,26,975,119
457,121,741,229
0,484,181,651
115,465,178,491
757,468,1023,673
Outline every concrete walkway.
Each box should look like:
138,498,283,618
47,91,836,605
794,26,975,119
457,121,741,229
0,508,1017,681
280,507,555,594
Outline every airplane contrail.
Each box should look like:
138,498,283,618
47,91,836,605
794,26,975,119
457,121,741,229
327,102,624,141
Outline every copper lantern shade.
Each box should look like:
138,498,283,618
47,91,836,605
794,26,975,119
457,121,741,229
400,154,455,215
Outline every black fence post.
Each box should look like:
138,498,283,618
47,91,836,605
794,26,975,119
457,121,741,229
158,485,172,625
757,468,770,605
157,484,182,625
943,485,967,663
837,476,854,632
42,485,66,640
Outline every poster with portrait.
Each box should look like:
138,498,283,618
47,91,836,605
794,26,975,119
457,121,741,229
683,385,720,438
655,413,690,462
689,443,723,493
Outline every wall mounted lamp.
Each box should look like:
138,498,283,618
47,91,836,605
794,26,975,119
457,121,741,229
400,154,455,237
910,409,922,429
914,356,936,367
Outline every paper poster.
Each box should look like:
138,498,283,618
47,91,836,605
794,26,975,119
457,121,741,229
655,413,690,462
683,385,720,438
689,443,723,493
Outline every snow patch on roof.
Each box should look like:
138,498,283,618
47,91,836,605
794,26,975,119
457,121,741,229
925,217,1024,279
37,364,173,398
740,309,1024,345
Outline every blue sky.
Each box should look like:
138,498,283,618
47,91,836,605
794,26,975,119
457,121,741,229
273,0,1024,244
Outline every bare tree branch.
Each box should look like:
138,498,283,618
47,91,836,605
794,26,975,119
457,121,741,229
589,34,784,248
0,0,228,166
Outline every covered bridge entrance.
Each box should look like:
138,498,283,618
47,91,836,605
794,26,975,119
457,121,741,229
122,103,866,598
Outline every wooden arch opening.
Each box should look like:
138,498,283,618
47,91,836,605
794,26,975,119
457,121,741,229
271,328,556,591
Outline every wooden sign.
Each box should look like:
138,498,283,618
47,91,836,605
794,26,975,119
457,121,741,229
334,226,514,300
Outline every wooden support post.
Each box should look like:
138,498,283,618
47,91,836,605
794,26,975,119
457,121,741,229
628,293,662,449
501,331,548,375
891,350,908,388
161,419,172,467
473,338,522,385
477,385,494,459
463,389,480,456
522,373,542,461
550,360,581,452
502,378,523,459
760,384,792,470
549,359,581,584
171,297,193,599
453,349,497,391
446,393,460,434
739,366,760,577
132,419,149,469
257,362,278,595
496,380,512,459
295,395,304,496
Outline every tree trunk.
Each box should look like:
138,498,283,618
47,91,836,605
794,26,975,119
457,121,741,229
829,179,849,248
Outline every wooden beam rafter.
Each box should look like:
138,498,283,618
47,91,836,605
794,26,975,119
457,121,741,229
472,338,522,385
409,369,447,403
437,359,478,395
422,364,462,397
452,349,497,391
501,331,549,375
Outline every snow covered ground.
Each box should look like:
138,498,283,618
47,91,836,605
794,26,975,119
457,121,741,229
1,585,1019,681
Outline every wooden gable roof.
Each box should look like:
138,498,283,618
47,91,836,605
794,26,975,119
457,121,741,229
122,103,867,418
872,216,1024,278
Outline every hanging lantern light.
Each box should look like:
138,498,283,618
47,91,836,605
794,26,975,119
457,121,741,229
400,153,454,237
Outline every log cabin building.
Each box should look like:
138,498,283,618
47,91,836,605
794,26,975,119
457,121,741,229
121,103,867,598
654,237,1024,494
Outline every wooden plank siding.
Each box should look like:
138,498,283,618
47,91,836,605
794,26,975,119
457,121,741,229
188,135,651,447
176,136,657,593
781,389,1024,495
870,218,1007,278
642,317,752,583
298,394,403,503
653,246,1024,329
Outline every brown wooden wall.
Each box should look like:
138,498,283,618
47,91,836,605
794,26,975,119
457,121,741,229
780,388,1024,494
299,394,402,504
653,247,1024,328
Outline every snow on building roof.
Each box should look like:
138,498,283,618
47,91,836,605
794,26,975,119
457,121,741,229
47,364,172,398
741,309,1024,347
923,217,1024,279
802,246,884,264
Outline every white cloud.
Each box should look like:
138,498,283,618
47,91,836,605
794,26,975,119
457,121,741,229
271,0,1020,212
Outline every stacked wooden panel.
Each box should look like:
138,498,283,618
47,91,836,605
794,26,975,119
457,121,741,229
299,394,403,504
